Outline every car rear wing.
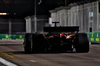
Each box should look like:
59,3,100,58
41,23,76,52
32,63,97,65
43,26,79,32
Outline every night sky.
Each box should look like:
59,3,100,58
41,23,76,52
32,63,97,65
0,0,97,18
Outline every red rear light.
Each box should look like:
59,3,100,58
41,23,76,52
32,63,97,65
72,45,74,47
60,33,66,37
54,34,59,37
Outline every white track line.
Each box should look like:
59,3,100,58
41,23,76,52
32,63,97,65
30,60,37,62
0,57,17,66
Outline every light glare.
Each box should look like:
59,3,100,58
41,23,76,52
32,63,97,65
0,13,8,15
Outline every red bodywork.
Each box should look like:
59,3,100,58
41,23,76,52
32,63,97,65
53,33,75,39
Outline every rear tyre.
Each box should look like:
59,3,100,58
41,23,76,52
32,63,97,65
24,33,32,53
75,33,89,52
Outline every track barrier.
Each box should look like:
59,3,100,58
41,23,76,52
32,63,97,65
0,33,99,43
0,34,24,40
87,32,100,43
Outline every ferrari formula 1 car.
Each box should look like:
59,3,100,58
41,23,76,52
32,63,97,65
23,25,89,53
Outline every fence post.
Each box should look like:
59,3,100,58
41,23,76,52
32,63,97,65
9,18,12,34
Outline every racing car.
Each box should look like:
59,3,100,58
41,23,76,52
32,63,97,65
23,22,89,53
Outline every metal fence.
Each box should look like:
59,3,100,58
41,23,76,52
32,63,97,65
0,18,26,34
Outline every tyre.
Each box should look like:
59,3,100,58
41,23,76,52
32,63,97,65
24,33,32,53
31,34,37,53
75,33,89,52
31,34,47,53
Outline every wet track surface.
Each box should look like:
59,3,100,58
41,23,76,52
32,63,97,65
0,40,100,66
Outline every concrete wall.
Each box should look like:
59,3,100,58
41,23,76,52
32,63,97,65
25,15,48,33
25,16,31,33
49,1,99,32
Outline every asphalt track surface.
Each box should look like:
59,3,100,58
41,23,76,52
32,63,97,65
0,40,100,66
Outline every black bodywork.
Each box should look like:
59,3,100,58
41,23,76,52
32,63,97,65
43,26,79,52
23,26,89,53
